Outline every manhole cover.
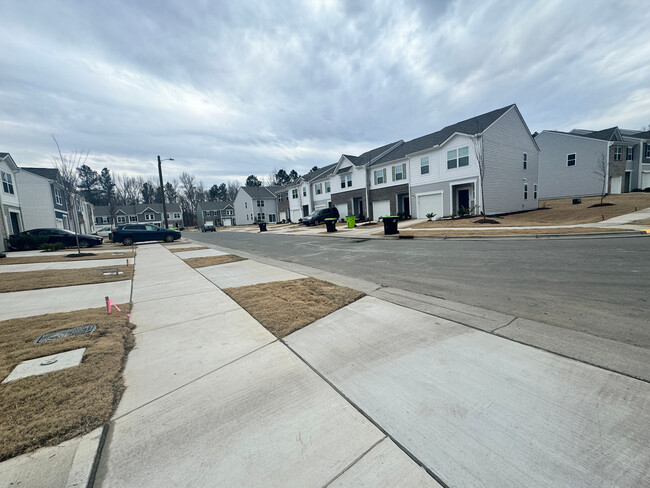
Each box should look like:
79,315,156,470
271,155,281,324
34,324,97,344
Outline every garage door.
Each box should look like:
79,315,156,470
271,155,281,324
372,200,391,219
416,193,443,219
222,218,232,227
642,172,650,190
610,176,622,194
291,209,301,222
279,211,286,222
335,204,349,219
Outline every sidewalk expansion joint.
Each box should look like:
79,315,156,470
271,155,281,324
86,424,110,488
321,435,386,488
281,339,451,488
491,317,518,333
111,340,277,422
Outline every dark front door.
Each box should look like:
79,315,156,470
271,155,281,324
458,189,470,211
9,212,20,235
353,198,364,217
624,172,631,193
398,194,410,217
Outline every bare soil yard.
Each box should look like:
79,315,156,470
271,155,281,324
0,305,133,461
224,277,364,338
411,193,650,229
0,266,133,293
167,246,209,253
182,255,246,269
0,252,136,266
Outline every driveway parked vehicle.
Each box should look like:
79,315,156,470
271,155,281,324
95,226,112,237
202,223,216,232
17,228,103,248
112,224,181,246
303,207,340,226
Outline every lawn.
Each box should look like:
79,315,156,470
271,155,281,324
0,266,133,293
0,305,133,461
182,255,246,269
398,227,638,237
167,246,209,253
411,193,650,229
0,252,136,265
223,277,364,338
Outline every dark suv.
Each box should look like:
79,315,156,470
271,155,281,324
112,224,181,245
303,207,340,226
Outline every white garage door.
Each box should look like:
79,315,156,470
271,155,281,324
279,211,286,222
291,209,301,222
222,218,232,226
610,176,622,194
335,204,349,219
642,172,650,190
417,193,443,219
372,200,391,219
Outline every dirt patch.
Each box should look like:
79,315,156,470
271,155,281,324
183,255,246,269
224,278,364,338
0,304,133,461
632,218,650,226
411,194,650,228
167,246,209,253
0,252,136,266
397,227,637,237
0,266,133,293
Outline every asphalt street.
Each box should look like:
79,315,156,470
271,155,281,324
192,231,650,349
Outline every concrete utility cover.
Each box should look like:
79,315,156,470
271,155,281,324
286,297,650,488
2,348,86,383
198,259,304,288
34,324,96,344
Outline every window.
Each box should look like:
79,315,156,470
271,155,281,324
315,183,322,194
523,183,528,200
447,147,469,169
292,189,298,199
225,209,233,216
626,147,633,161
1,171,14,194
420,157,429,175
374,168,386,185
117,215,126,224
173,213,181,219
646,144,650,159
325,181,330,193
95,217,103,224
130,216,137,222
257,200,264,207
533,184,538,200
523,153,527,170
278,193,283,201
268,214,276,223
257,212,265,221
245,202,248,208
302,187,307,197
392,163,406,181
54,188,63,205
340,174,352,188
614,147,622,161
145,213,155,221
567,153,576,166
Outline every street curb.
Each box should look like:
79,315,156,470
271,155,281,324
63,424,108,488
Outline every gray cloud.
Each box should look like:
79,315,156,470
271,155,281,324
1,0,648,186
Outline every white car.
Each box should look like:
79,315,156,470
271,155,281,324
95,226,112,237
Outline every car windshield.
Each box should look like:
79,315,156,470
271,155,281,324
310,210,319,217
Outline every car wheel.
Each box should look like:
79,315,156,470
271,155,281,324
164,234,174,242
79,239,89,248
123,236,134,246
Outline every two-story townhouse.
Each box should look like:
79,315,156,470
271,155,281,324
631,130,650,189
329,141,403,219
287,179,306,222
619,129,650,191
17,167,71,230
94,203,183,228
309,164,337,213
196,201,235,227
402,104,539,218
536,127,629,199
233,186,278,225
274,187,291,222
0,153,24,251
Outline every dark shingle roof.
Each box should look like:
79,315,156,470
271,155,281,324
21,167,60,180
371,105,515,166
94,203,181,216
198,201,234,211
302,163,337,182
631,130,650,139
240,186,277,199
582,127,621,141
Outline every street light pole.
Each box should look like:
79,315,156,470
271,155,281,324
157,155,174,229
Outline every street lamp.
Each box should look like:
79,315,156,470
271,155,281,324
157,155,174,229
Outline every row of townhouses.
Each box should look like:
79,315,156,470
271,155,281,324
229,104,650,226
1,153,95,252
93,203,184,229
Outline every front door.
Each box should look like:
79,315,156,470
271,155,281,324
458,189,470,211
9,212,20,235
624,172,631,193
398,194,410,217
353,197,364,217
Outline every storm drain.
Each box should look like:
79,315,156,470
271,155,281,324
34,324,97,344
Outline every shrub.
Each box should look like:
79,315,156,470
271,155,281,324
40,242,65,252
8,234,47,251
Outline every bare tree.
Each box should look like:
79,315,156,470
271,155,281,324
472,133,487,222
51,135,89,254
227,180,239,201
593,152,608,205
115,173,141,205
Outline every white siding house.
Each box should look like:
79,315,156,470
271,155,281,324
233,186,278,225
0,153,23,251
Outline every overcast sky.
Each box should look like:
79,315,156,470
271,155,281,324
1,0,649,186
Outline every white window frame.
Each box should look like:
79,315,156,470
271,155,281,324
533,183,538,199
567,153,576,167
392,163,406,181
268,213,276,223
315,183,322,194
257,200,264,207
420,157,429,175
257,212,265,221
523,183,528,200
117,215,126,224
302,187,307,197
374,168,386,185
1,171,15,194
626,147,633,161
614,147,622,161
145,213,155,221
54,188,63,205
292,189,298,199
645,144,650,159
523,153,527,170
278,192,283,201
340,174,352,188
325,181,331,193
173,212,181,219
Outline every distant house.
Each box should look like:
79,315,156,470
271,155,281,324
196,201,235,227
307,164,337,215
535,127,639,199
94,203,183,229
233,186,278,225
17,167,95,234
273,187,290,222
0,153,23,251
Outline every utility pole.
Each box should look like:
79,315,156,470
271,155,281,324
157,155,172,229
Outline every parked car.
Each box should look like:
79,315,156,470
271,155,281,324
112,224,181,245
16,228,103,249
202,221,216,232
95,226,112,237
303,207,340,226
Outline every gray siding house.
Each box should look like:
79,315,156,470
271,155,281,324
0,153,23,251
233,186,278,225
197,201,235,227
94,203,183,228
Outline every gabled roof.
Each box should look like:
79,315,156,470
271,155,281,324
303,163,337,182
21,167,61,181
582,127,623,141
94,202,181,216
350,141,404,167
239,186,277,199
198,200,234,211
371,105,515,166
628,130,650,139
0,153,19,171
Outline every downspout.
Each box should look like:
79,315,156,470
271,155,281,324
365,164,370,220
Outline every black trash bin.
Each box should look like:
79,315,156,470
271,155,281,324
258,222,267,232
325,218,337,232
382,216,399,235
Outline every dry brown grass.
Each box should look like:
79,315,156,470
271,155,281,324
183,255,246,269
631,218,650,226
0,305,133,461
0,252,136,266
0,266,133,293
411,193,650,229
167,246,209,253
397,227,637,237
224,277,364,338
